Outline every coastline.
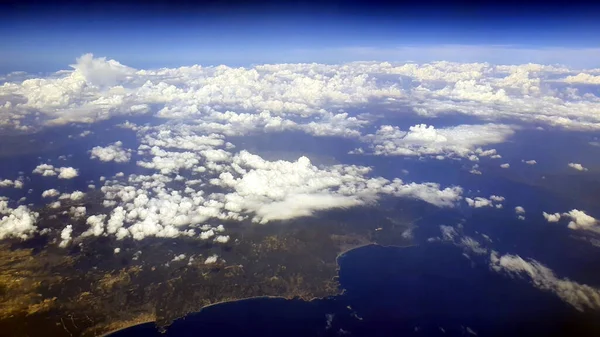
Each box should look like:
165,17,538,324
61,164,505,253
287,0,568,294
102,242,415,337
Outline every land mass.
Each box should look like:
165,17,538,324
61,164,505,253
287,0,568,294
0,197,433,336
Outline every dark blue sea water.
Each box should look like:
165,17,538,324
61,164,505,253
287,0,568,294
110,243,600,337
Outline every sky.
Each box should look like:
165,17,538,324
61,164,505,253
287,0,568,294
1,0,600,72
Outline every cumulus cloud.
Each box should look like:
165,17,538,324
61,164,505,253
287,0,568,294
214,235,230,243
42,189,60,198
0,179,23,189
523,160,537,165
58,225,73,248
57,167,79,179
171,254,186,262
4,54,600,133
0,201,39,240
543,212,562,222
33,165,79,179
94,127,462,240
215,150,462,223
515,206,526,214
568,163,588,171
90,141,132,163
355,123,515,159
32,164,57,176
500,163,510,168
562,209,598,231
465,195,504,208
490,251,600,311
204,255,219,264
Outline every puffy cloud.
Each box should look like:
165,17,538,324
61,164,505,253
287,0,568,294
82,214,107,237
58,225,73,248
216,150,462,223
200,229,215,240
515,206,526,214
214,235,230,243
500,163,510,168
0,201,39,240
70,206,87,218
490,252,600,311
70,53,135,88
523,160,537,165
90,141,132,163
490,195,505,203
568,163,588,171
33,165,79,179
465,195,504,208
32,164,56,176
59,191,85,201
95,128,462,239
171,254,186,262
42,189,60,198
465,197,492,208
562,209,598,231
543,212,561,222
563,73,600,85
356,123,515,159
0,179,23,189
4,54,600,134
57,167,79,179
204,255,219,264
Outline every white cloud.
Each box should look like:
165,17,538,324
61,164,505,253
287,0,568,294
465,197,493,208
568,163,588,171
543,212,561,222
32,164,56,176
515,206,525,214
0,201,39,240
82,214,107,237
215,150,462,223
94,128,462,240
523,160,537,165
70,206,86,218
204,255,219,264
42,189,60,198
3,54,600,134
214,235,230,243
200,229,215,240
490,195,505,203
356,123,515,159
562,209,598,232
171,254,186,262
490,251,600,311
500,163,510,168
90,141,132,163
57,167,79,179
59,191,85,201
0,179,23,189
58,225,73,248
465,195,504,208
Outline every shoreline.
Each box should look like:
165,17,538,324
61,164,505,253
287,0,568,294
102,242,414,337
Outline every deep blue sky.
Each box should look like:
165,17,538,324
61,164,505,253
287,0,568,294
1,0,600,72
